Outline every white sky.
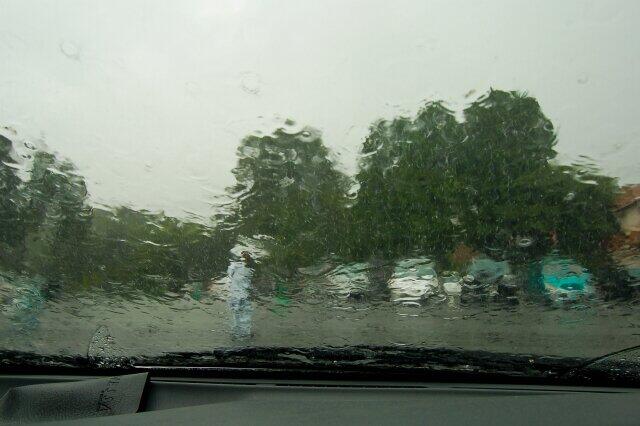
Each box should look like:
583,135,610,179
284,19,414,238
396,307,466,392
1,0,639,219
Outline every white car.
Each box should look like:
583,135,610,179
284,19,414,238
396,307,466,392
388,258,440,305
325,262,371,300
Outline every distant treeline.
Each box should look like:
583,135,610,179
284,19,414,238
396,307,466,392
0,90,628,295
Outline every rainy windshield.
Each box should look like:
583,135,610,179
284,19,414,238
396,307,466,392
1,1,640,372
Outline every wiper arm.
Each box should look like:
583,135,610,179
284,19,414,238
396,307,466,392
562,344,640,386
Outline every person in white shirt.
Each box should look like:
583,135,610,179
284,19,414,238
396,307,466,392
227,251,255,340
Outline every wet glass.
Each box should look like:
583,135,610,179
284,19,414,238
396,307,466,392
0,0,639,370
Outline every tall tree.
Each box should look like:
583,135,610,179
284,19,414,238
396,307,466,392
351,89,620,279
0,135,25,265
350,102,465,259
227,126,349,269
456,90,619,261
22,151,93,283
455,90,559,251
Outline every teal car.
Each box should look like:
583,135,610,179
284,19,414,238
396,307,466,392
537,256,594,303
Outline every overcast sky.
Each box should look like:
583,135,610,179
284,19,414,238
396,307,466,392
1,0,639,219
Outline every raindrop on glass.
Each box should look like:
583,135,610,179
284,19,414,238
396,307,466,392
59,41,80,60
516,237,534,248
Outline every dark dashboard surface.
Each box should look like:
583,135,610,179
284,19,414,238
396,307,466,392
1,374,639,425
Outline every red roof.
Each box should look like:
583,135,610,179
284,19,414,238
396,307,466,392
614,184,640,211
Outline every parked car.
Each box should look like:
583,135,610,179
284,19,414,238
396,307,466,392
388,258,440,305
325,262,371,301
461,257,511,303
539,256,593,304
440,271,463,296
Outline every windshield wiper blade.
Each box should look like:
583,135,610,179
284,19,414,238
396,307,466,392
131,345,585,377
562,344,640,386
7,345,582,383
5,346,635,387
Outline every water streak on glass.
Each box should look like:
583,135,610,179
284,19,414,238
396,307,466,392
0,1,639,366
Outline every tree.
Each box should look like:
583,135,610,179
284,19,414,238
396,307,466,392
22,151,93,284
85,207,233,293
350,102,465,259
0,135,26,266
456,90,619,264
454,90,559,251
350,89,621,283
0,88,626,298
227,126,349,269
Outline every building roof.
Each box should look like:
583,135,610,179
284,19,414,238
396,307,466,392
614,184,640,211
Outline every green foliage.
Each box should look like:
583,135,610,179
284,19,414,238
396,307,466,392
20,151,93,282
226,127,349,269
349,90,620,272
456,91,619,263
87,207,234,291
455,90,558,251
349,102,464,258
0,135,25,263
0,139,234,294
0,88,628,295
